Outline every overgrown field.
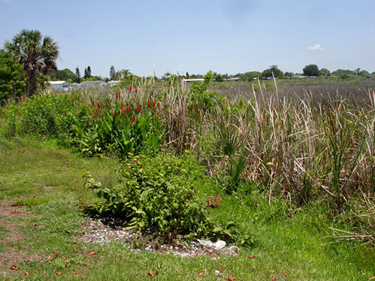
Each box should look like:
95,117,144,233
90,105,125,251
0,75,374,280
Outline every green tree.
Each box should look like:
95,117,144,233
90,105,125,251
215,74,223,82
109,65,116,80
303,64,319,76
284,72,294,79
319,68,331,76
4,29,59,97
0,49,26,102
49,68,76,82
262,65,283,78
84,66,91,78
75,67,81,83
116,69,131,80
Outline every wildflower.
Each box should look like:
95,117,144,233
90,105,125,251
128,86,132,92
122,102,125,107
122,109,126,115
114,111,117,118
116,92,119,99
130,116,134,120
110,99,112,102
152,101,156,107
126,106,129,111
137,105,142,111
135,88,138,93
97,102,100,107
206,200,212,207
147,100,150,106
214,204,219,209
101,119,104,122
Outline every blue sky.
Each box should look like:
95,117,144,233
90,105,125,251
1,0,374,78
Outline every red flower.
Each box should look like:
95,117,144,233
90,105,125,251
135,88,138,93
97,102,100,107
152,101,156,107
137,105,142,111
122,102,125,107
128,86,132,92
206,200,212,206
126,106,129,111
114,111,117,118
130,116,134,120
147,100,150,106
101,119,104,122
116,92,119,99
122,110,125,115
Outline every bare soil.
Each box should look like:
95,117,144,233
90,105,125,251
0,200,41,276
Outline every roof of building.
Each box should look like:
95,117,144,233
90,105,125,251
80,80,106,84
49,81,68,85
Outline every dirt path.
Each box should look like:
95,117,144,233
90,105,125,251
0,200,40,277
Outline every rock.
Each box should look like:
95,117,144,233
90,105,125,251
214,240,226,250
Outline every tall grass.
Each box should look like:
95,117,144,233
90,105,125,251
2,77,375,214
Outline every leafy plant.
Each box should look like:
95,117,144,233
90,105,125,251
74,94,163,158
2,93,91,139
80,154,236,242
189,71,225,112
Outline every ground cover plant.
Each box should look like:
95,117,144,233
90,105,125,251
0,76,374,280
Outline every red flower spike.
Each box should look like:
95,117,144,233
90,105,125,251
147,100,150,106
128,86,132,92
152,101,156,107
135,88,138,93
116,92,119,99
114,111,117,118
126,106,129,111
97,102,100,107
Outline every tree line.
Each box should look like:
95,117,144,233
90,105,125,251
1,29,374,104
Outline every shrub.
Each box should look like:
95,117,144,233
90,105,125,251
1,93,91,139
80,154,236,242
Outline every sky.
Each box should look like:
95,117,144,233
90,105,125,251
1,0,374,78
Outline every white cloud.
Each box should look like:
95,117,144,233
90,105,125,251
308,44,324,51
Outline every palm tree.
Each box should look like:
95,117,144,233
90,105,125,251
5,29,59,97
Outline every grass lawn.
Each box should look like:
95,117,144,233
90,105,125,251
0,136,374,280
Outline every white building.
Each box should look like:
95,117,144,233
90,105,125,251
80,81,108,88
49,81,69,90
107,80,120,87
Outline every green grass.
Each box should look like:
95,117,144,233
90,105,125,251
0,135,374,280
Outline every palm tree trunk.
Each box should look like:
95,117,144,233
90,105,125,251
27,73,37,97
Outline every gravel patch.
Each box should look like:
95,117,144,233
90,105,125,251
80,218,239,258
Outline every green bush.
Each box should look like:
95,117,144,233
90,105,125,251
80,154,236,242
189,71,225,113
1,93,91,139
